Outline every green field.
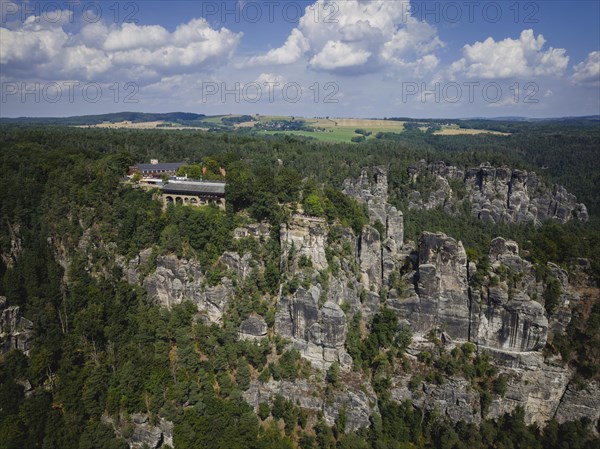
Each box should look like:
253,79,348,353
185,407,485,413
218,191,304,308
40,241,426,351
256,117,407,143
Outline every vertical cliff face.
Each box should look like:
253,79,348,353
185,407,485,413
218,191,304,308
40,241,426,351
474,238,550,353
280,216,328,272
406,162,588,225
275,286,351,370
343,167,404,291
359,225,383,290
477,289,548,352
340,166,600,427
554,382,600,431
243,375,378,432
0,296,34,356
130,254,239,324
416,232,471,341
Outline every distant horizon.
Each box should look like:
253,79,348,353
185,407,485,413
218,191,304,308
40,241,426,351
2,111,599,121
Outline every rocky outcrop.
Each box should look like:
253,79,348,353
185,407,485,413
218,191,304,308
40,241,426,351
275,287,351,370
141,255,234,323
1,222,22,269
112,164,594,433
280,216,328,272
343,167,405,291
103,413,174,449
388,232,471,341
233,222,271,240
359,225,382,290
475,238,549,352
476,290,548,352
406,161,588,225
0,297,34,356
485,351,571,425
391,375,481,423
220,251,253,281
243,377,377,432
239,315,268,341
326,261,362,313
554,381,600,431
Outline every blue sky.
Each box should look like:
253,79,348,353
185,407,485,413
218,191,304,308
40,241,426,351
1,0,599,118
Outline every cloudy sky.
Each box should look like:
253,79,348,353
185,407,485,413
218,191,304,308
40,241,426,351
1,0,599,118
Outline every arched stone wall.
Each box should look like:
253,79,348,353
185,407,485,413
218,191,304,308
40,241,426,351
161,194,225,210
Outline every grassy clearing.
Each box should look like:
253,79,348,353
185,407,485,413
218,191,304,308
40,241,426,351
256,117,407,143
433,128,511,136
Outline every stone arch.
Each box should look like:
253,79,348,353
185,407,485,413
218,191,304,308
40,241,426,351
175,196,183,205
190,197,198,205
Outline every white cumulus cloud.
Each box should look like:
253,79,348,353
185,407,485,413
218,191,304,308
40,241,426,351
450,29,569,79
244,0,443,76
309,40,371,71
571,51,600,87
246,28,310,66
0,16,242,83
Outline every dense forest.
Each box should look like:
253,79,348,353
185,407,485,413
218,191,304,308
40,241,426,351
0,122,599,448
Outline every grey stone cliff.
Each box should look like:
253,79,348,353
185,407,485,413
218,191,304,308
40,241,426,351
243,376,377,432
275,287,352,370
406,161,588,225
280,216,328,272
0,296,34,356
140,254,234,323
102,413,174,449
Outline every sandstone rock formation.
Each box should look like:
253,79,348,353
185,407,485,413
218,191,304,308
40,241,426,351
0,296,34,356
239,315,268,341
141,255,234,323
280,215,328,272
275,287,352,370
485,351,571,425
102,413,174,449
113,164,596,432
554,381,600,431
243,377,377,432
387,232,471,341
406,161,588,225
392,375,481,423
476,289,548,352
233,222,271,240
359,225,383,290
343,167,404,290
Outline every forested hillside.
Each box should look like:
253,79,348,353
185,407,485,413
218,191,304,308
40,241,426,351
0,123,599,449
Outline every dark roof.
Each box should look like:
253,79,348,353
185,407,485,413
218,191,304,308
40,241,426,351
137,162,185,171
162,181,226,196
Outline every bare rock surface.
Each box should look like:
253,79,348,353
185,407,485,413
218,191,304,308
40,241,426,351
280,216,328,272
243,377,377,432
239,315,268,340
406,161,588,225
141,255,234,323
102,413,174,449
275,287,351,370
0,297,34,356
